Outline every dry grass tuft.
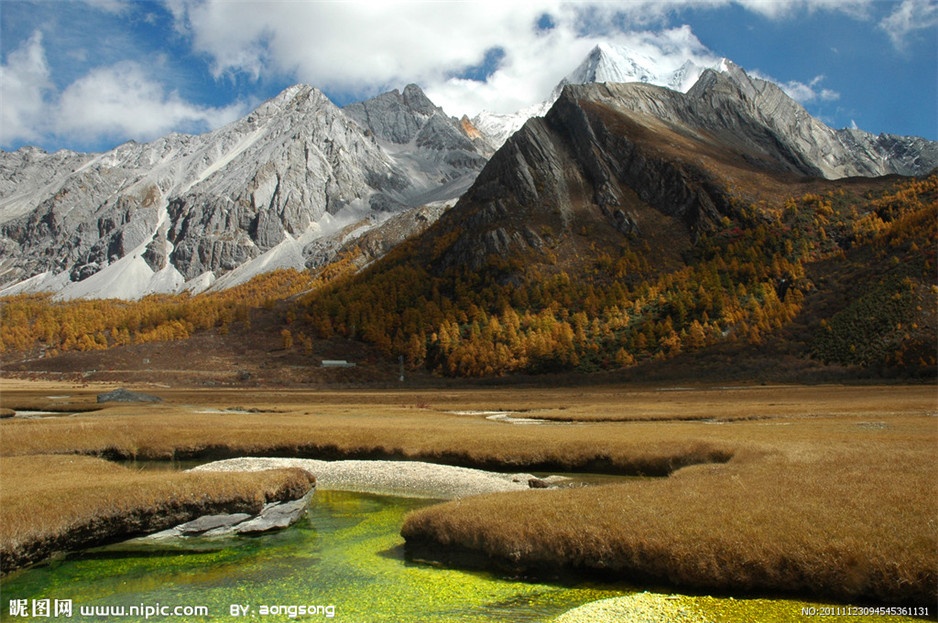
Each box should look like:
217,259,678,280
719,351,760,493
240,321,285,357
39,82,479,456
0,384,745,476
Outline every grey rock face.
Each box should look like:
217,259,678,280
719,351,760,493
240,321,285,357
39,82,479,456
303,202,450,271
344,84,491,206
233,494,311,534
474,47,937,180
177,513,253,535
162,86,418,281
431,79,802,272
1,51,934,300
594,63,938,180
344,84,437,144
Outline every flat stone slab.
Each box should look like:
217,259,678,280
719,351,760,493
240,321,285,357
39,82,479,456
140,491,313,540
232,494,312,534
177,513,252,535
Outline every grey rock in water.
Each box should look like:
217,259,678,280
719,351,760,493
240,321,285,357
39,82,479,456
232,492,313,534
96,388,162,403
176,513,252,535
141,489,314,540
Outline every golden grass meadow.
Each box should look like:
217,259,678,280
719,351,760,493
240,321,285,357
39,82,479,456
0,379,935,607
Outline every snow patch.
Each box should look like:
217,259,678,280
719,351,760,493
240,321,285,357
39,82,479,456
0,271,70,297
207,232,309,292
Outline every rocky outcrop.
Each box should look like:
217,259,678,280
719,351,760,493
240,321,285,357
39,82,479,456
474,45,938,179
344,84,440,144
163,86,416,281
343,84,491,205
2,48,935,300
97,388,162,403
430,82,741,272
144,488,314,539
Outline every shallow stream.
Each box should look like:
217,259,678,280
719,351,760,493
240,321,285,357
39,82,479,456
2,490,929,622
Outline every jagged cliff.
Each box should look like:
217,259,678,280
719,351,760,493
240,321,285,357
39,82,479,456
431,78,792,274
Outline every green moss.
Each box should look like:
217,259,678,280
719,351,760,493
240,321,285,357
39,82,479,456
2,492,620,622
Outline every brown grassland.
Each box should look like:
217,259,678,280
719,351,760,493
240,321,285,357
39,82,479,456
0,379,935,606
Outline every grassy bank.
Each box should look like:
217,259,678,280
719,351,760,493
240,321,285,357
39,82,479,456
0,455,315,574
402,409,937,606
0,383,745,476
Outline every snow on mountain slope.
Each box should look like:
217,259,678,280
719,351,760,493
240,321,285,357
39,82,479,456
564,42,719,91
343,84,491,205
0,84,486,299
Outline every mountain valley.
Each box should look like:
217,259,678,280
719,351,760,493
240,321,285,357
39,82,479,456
1,44,935,382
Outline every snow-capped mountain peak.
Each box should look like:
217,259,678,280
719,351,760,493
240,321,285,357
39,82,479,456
473,42,726,149
1,46,935,301
569,42,660,85
568,42,727,93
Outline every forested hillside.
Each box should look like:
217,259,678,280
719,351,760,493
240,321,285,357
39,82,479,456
0,269,319,358
2,176,934,380
294,175,937,377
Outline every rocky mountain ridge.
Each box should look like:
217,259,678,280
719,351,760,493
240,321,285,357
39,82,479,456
470,42,726,148
1,44,935,301
0,84,485,299
473,44,937,178
293,78,936,379
435,70,937,274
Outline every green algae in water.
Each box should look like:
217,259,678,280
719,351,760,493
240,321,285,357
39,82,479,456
2,491,930,623
1,491,620,623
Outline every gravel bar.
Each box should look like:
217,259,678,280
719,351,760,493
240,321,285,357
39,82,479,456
192,457,544,499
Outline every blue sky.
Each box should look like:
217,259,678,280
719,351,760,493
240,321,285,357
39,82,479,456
2,0,936,153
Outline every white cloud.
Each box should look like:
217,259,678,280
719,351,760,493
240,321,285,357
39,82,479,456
166,1,731,117
54,62,246,144
735,0,872,19
1,31,246,151
880,0,938,50
428,25,725,116
0,31,54,147
166,0,874,118
169,1,567,90
751,71,841,105
1,0,901,150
